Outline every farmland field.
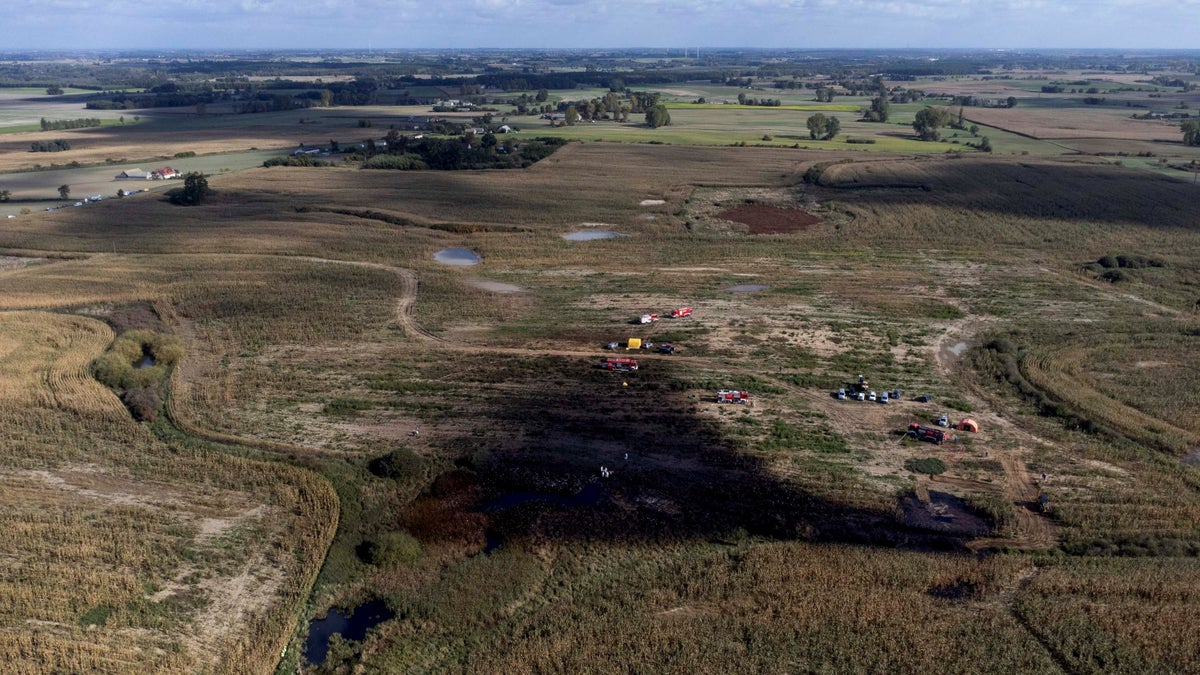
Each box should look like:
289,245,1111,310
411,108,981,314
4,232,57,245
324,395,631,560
2,53,1200,674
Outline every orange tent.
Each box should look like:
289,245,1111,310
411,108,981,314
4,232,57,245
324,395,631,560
959,418,979,433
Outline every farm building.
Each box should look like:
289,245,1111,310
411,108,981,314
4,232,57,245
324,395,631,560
115,169,152,180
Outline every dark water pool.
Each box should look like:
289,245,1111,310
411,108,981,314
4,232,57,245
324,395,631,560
304,600,395,665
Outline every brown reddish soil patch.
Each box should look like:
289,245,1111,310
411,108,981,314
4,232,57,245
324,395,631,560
717,204,821,234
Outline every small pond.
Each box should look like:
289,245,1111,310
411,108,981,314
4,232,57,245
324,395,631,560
483,532,503,554
136,349,155,369
562,230,625,241
305,600,395,666
726,284,771,293
433,248,481,266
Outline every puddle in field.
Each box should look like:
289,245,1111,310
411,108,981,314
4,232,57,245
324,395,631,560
563,230,625,241
726,284,770,293
468,279,524,293
483,532,503,554
948,341,969,356
434,248,481,266
136,350,155,368
305,600,395,666
480,481,605,511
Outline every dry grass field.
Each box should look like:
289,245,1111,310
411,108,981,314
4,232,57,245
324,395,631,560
1,126,1200,673
0,311,337,673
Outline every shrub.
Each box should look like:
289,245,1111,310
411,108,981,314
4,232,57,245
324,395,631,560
121,387,161,422
323,398,372,416
368,448,424,479
92,330,185,390
361,531,423,567
363,153,429,170
905,457,947,477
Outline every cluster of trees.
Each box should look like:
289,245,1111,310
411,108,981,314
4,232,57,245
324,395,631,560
912,107,953,141
645,103,671,129
367,135,567,171
736,93,782,106
888,89,925,104
40,117,101,131
553,90,662,124
861,96,890,123
813,87,836,102
805,113,840,140
30,139,71,152
946,95,1017,109
1184,120,1200,146
1151,76,1197,90
0,189,10,202
263,128,567,172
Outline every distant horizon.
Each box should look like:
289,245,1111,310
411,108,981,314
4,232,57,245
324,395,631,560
3,0,1199,53
4,47,1200,55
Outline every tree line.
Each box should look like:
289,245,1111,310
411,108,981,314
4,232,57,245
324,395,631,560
30,139,71,152
40,117,102,131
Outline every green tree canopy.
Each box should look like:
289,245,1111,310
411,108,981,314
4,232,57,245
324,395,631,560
57,185,70,200
171,173,210,205
862,96,890,123
1183,120,1200,146
806,113,840,140
912,106,953,141
645,103,672,129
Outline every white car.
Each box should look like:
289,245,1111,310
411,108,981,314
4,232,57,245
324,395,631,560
856,392,866,401
868,391,877,402
880,392,889,404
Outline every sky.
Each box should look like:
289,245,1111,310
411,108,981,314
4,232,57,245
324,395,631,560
3,0,1200,51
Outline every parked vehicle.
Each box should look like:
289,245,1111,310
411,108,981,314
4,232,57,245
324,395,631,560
908,423,946,444
657,344,675,354
880,392,889,404
856,391,866,401
836,387,846,400
716,389,751,404
914,394,932,403
601,357,638,371
868,391,877,402
937,414,949,427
